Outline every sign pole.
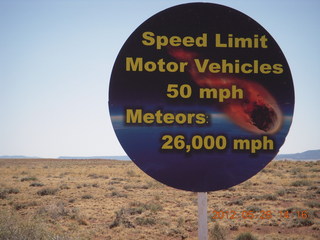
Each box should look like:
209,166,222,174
197,192,208,240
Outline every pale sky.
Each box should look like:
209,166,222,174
0,0,319,158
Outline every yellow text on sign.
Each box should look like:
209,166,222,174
233,136,274,154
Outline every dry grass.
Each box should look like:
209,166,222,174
0,158,319,239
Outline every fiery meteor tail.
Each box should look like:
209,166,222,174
168,47,282,134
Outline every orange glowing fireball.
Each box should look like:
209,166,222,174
168,47,283,134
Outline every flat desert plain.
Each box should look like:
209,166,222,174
0,158,319,240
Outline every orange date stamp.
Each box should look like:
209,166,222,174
211,210,309,220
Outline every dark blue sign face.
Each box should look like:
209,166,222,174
109,3,294,192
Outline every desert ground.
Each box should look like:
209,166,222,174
0,158,319,240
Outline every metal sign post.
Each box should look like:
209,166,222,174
198,192,208,240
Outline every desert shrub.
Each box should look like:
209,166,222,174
81,194,93,199
291,218,314,227
126,207,144,215
154,194,160,201
37,201,87,225
77,217,89,226
109,208,135,229
37,201,69,220
0,188,20,199
0,210,70,239
305,201,320,208
135,217,156,226
123,184,149,190
290,168,302,175
261,168,273,174
111,191,128,198
262,194,277,201
6,188,20,194
276,189,286,196
276,188,293,196
59,183,70,190
58,172,71,178
14,201,37,211
264,181,273,185
146,202,163,212
69,207,87,224
110,202,162,229
145,180,162,189
235,232,258,240
0,191,7,199
246,206,261,212
297,174,308,179
177,217,184,228
87,173,99,178
109,181,121,185
251,195,264,201
167,228,188,239
13,203,28,211
129,201,163,212
111,177,125,181
285,207,304,213
127,170,137,177
304,193,317,199
87,173,109,179
30,182,44,187
21,176,38,182
0,187,19,196
230,225,239,231
210,223,227,240
227,199,243,206
277,188,297,196
37,188,59,196
291,180,312,187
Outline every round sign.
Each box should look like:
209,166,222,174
109,3,294,192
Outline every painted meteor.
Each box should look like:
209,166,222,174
168,47,283,134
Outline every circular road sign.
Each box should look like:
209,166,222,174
109,3,294,192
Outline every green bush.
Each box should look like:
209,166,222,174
30,182,44,187
291,180,312,187
210,223,227,240
305,201,320,208
0,191,7,199
109,208,135,229
36,188,59,196
227,199,243,206
21,176,38,182
291,218,314,227
0,188,20,199
135,217,156,226
81,194,93,199
6,188,20,194
262,194,277,201
129,201,163,212
246,205,261,212
111,191,128,198
127,170,137,177
0,210,71,240
235,232,258,240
